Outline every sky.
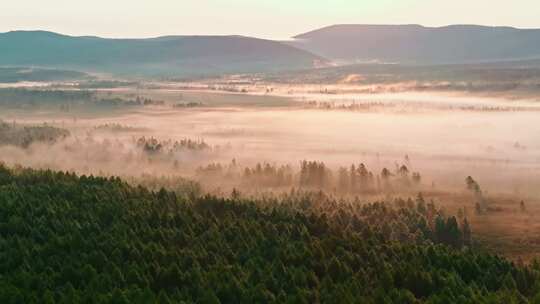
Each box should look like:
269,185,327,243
1,0,539,39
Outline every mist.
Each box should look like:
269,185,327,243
2,89,539,199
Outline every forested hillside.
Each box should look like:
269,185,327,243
1,164,539,303
291,24,540,64
0,31,323,77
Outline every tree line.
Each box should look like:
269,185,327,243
136,137,212,155
0,120,70,148
197,160,423,195
0,88,164,110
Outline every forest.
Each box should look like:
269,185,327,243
1,163,540,303
0,120,69,148
0,88,164,110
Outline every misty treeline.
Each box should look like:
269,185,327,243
197,160,422,195
466,175,489,215
0,129,232,179
302,100,540,113
136,137,212,155
463,176,525,215
92,123,148,133
0,67,90,83
0,120,69,148
76,80,139,89
172,101,204,108
0,123,482,205
0,88,164,109
262,64,540,97
3,163,540,303
0,88,93,105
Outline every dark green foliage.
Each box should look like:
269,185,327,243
0,88,94,107
0,88,146,110
0,164,539,303
0,67,90,83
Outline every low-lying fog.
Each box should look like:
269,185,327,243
1,90,539,197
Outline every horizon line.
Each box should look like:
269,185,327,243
2,23,540,41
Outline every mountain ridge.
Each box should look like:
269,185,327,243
293,24,533,38
291,24,540,64
0,30,324,78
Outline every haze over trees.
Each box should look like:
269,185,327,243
0,67,90,83
0,120,70,148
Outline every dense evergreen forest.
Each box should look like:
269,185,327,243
1,164,540,303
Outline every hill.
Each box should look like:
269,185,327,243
0,31,324,78
291,24,540,64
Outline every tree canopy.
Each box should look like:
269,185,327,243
0,164,539,303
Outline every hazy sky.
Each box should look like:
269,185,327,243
2,0,539,39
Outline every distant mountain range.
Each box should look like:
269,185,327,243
290,24,540,64
0,31,323,78
2,25,540,79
